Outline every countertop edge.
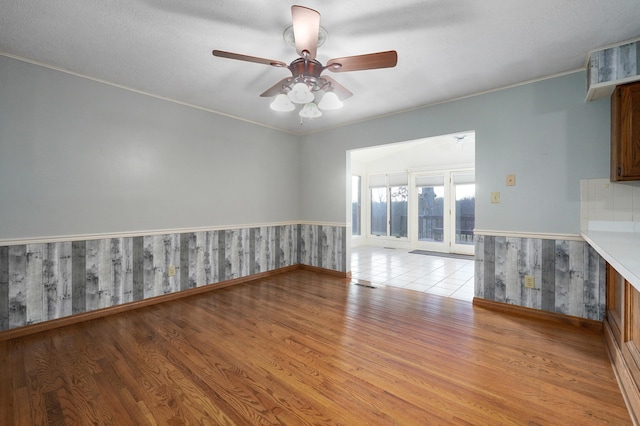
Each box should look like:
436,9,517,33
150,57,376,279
582,230,640,291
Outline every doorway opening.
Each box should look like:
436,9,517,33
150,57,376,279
349,131,475,256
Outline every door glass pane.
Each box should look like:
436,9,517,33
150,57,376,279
417,186,444,242
352,176,361,236
370,187,387,236
390,186,408,238
455,183,475,245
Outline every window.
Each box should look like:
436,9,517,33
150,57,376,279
390,186,408,237
416,176,445,242
369,173,408,238
453,173,475,246
370,187,387,236
352,175,361,236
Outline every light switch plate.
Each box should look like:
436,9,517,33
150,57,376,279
491,192,500,203
506,174,516,186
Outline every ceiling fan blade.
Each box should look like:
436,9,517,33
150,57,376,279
212,50,287,68
320,76,353,100
291,5,320,59
260,78,294,97
326,51,398,73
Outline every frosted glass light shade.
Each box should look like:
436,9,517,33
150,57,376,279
318,92,343,110
287,82,314,104
270,93,295,111
299,102,322,118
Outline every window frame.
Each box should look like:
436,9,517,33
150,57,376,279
351,175,362,237
367,173,409,240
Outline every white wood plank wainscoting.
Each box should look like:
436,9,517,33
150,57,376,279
474,231,606,324
0,223,347,335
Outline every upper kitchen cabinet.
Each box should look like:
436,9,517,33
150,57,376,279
611,81,640,181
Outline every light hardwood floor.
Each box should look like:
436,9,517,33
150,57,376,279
0,269,631,425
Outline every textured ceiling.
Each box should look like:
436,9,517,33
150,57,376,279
1,1,639,135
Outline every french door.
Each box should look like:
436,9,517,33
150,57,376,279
413,171,475,255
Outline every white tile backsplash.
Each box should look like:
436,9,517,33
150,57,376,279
581,178,640,231
614,182,634,221
634,184,640,221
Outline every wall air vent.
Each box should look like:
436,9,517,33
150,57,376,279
585,37,640,102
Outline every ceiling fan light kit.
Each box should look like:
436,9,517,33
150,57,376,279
212,5,397,121
287,82,315,104
269,93,295,112
317,92,343,110
299,102,323,118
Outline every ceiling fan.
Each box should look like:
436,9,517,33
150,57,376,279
212,5,398,118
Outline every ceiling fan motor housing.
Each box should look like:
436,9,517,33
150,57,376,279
289,57,324,84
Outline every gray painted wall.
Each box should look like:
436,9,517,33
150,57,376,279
1,56,612,239
0,56,300,240
300,72,611,235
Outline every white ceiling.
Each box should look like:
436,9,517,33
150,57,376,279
1,1,639,135
351,132,475,171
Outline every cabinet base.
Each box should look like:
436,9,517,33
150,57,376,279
604,319,640,425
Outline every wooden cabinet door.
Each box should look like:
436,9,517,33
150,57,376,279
607,263,625,343
624,283,640,386
611,82,640,181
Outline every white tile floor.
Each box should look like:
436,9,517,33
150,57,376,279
350,246,475,302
